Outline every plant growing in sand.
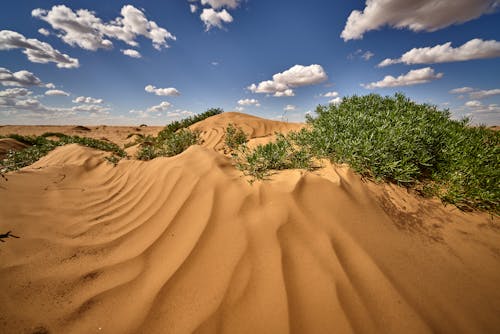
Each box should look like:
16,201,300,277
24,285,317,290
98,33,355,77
136,108,223,160
224,123,248,151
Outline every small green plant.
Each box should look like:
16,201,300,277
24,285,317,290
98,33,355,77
225,123,248,151
105,155,121,166
136,108,221,160
233,134,314,180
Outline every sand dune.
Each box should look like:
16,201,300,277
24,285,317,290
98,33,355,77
1,113,499,334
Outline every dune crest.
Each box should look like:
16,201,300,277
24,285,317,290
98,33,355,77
1,113,499,334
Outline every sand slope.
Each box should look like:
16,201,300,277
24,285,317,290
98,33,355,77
1,113,499,334
0,138,29,160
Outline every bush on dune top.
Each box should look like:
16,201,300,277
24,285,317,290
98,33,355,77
137,107,223,160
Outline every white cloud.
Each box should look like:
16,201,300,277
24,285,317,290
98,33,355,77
378,39,500,67
465,100,482,108
45,89,69,96
0,30,79,68
341,0,498,41
190,4,198,13
237,98,260,106
470,89,500,99
235,106,245,112
449,87,474,94
322,91,339,98
361,51,374,60
32,5,176,52
0,67,43,87
121,49,142,58
362,67,443,89
38,28,50,36
284,104,296,111
0,88,32,98
201,0,240,9
200,8,233,30
450,87,500,99
45,83,56,89
145,84,180,96
329,97,342,105
147,101,172,113
249,64,327,97
73,96,103,104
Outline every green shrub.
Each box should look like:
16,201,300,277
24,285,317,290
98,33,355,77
137,129,201,160
299,93,499,212
233,134,314,180
225,123,248,151
136,109,221,160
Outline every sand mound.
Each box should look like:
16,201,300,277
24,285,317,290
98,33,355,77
190,112,304,151
0,138,29,160
1,114,499,333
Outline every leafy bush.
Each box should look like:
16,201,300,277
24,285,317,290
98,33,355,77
225,123,248,151
157,107,223,140
297,93,499,212
233,134,314,180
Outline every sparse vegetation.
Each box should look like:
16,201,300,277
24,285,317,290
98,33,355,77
136,108,222,160
224,123,248,151
0,134,126,173
231,133,314,180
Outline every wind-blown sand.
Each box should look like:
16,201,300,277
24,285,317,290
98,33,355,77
0,113,499,334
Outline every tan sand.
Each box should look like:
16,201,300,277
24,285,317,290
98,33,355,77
0,112,499,334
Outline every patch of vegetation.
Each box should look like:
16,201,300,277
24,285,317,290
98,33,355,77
0,134,126,173
232,133,314,180
292,93,499,212
224,123,248,152
136,108,221,160
157,107,223,140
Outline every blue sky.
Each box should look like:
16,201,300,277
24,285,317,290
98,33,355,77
0,0,499,125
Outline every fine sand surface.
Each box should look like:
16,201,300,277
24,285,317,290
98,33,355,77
1,112,499,334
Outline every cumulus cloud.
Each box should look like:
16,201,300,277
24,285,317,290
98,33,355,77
378,39,500,67
200,8,233,30
248,64,327,97
45,83,56,89
121,49,142,58
32,5,176,52
465,100,482,108
73,96,103,104
449,87,474,94
38,28,50,36
147,101,172,113
190,4,198,13
201,0,240,9
0,67,43,87
145,85,180,96
45,89,70,96
284,104,296,111
341,0,498,41
322,91,339,98
237,98,260,106
0,88,32,98
0,30,79,68
362,67,443,89
469,89,500,99
450,87,500,99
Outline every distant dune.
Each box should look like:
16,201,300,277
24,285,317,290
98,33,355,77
1,112,499,333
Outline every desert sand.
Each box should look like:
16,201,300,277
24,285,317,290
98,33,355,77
0,112,499,334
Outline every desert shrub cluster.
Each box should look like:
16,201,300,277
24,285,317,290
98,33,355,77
228,93,499,213
136,108,222,160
